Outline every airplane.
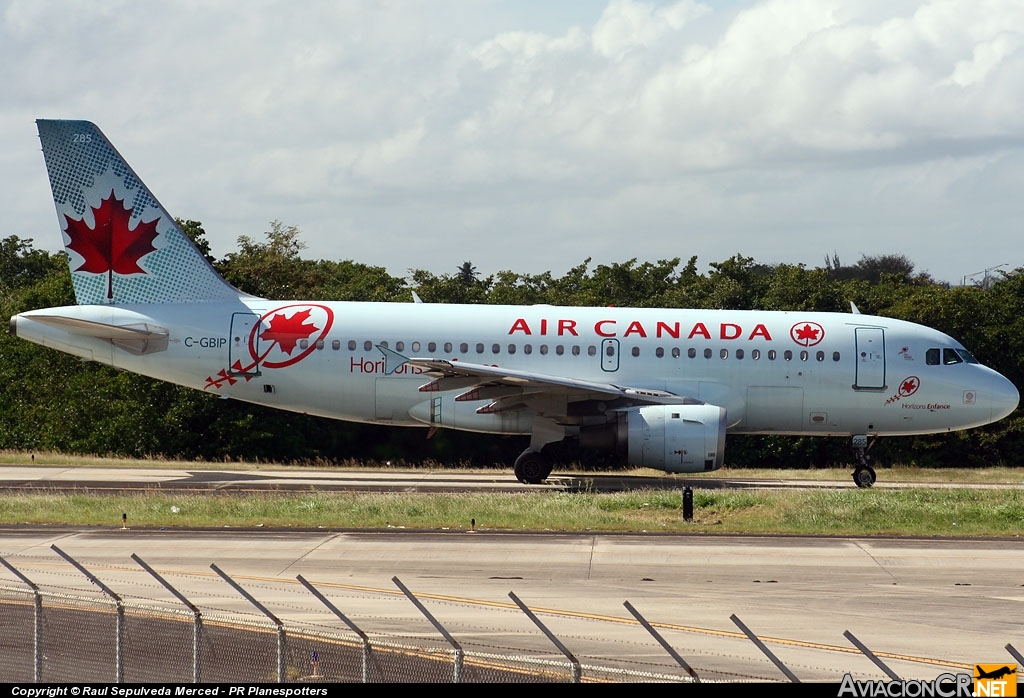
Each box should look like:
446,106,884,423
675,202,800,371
975,666,1016,681
8,120,1020,487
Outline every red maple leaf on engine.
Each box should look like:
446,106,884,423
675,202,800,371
259,309,319,355
64,191,160,299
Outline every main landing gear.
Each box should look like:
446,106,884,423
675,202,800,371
851,434,877,488
514,450,553,484
514,418,564,484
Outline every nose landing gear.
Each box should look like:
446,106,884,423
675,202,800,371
851,434,877,488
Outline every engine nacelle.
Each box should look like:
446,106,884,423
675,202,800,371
626,404,727,473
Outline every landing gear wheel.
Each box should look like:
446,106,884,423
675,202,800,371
853,466,876,488
514,451,553,485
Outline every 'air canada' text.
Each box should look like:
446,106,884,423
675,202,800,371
508,318,774,341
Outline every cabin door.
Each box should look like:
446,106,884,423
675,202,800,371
601,338,620,372
854,327,886,389
228,312,261,377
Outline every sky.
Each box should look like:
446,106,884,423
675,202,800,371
1,0,1022,286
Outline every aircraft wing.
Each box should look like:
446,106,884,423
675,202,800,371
376,345,701,413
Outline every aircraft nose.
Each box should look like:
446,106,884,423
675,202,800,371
991,372,1020,422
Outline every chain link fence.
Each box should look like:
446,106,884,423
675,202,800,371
3,547,1018,684
0,583,685,683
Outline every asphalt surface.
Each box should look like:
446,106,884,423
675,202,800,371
0,465,1020,493
0,528,1021,682
1,465,1021,682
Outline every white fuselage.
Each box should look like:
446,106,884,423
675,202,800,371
13,299,1019,439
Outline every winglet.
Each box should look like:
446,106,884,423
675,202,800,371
376,344,410,375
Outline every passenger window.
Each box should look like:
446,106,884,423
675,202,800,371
556,345,564,356
316,340,324,350
395,341,405,352
492,343,501,354
816,351,824,362
736,349,744,360
523,344,532,355
606,345,615,356
752,349,760,360
768,350,776,360
299,339,308,350
364,340,372,351
412,341,421,352
459,342,467,353
800,350,808,361
632,347,640,357
832,352,840,362
720,348,728,359
656,347,664,358
784,350,792,361
588,346,597,356
507,344,516,354
442,342,451,352
379,340,388,349
539,345,548,355
704,348,712,359
347,340,356,350
688,348,696,359
475,343,484,353
672,347,680,358
572,346,581,356
943,348,962,365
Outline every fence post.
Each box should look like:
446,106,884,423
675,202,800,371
50,545,124,683
623,601,699,682
508,591,581,683
0,554,43,682
729,614,800,683
392,576,464,682
297,575,372,682
211,564,286,683
843,631,900,680
131,554,203,683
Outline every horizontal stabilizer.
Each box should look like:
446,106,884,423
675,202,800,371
24,315,169,355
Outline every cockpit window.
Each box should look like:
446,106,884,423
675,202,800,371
956,349,979,364
926,348,940,365
943,348,963,365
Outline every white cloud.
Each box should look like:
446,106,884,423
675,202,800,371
1,0,1022,285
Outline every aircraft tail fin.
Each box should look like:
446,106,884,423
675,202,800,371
36,119,245,305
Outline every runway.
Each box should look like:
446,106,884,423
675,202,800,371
0,465,1019,493
0,528,1021,682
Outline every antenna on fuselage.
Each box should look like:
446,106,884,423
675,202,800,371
850,302,861,315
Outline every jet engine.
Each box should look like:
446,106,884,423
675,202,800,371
624,404,727,473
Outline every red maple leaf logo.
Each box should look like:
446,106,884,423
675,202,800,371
900,376,920,396
790,321,825,346
259,309,320,354
795,324,819,341
64,191,159,299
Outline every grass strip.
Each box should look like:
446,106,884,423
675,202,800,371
1,488,1021,537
